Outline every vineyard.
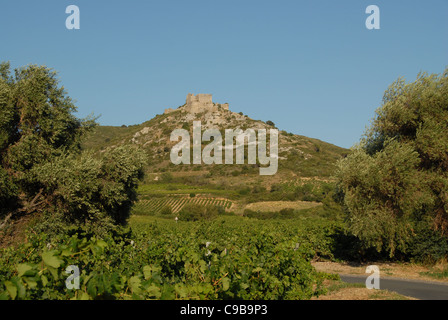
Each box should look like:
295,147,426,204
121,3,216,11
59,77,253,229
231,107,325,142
134,196,233,214
0,215,341,300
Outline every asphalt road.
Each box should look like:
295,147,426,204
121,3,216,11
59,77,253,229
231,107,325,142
340,274,448,300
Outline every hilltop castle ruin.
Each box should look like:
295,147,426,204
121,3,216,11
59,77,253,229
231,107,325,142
164,94,229,114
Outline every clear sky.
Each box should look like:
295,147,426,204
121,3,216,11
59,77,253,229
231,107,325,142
1,0,447,148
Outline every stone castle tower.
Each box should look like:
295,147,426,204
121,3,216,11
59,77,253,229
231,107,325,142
164,94,229,114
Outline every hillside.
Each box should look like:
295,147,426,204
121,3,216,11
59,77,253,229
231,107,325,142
83,94,348,183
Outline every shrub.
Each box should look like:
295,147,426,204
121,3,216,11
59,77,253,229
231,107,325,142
243,208,296,220
238,187,250,196
252,185,266,194
161,172,173,183
179,204,218,221
160,205,172,216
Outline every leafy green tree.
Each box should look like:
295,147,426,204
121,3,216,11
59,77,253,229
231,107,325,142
0,62,145,230
336,68,448,258
0,62,90,227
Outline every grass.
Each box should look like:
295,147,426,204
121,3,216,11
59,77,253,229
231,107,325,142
420,267,448,280
315,280,416,300
81,125,144,151
129,214,161,226
368,290,415,300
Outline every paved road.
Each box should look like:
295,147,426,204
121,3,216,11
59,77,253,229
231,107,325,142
340,274,448,300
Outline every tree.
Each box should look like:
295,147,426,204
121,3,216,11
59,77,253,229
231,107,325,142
336,68,448,257
0,62,94,221
179,204,218,221
0,62,146,230
266,120,275,127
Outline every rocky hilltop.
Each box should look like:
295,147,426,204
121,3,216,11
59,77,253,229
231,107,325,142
164,93,229,115
160,93,247,130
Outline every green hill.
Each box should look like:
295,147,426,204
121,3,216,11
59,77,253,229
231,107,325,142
82,97,348,181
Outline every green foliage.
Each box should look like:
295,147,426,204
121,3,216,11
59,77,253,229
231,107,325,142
405,217,448,263
238,187,250,195
181,122,190,131
0,62,95,217
337,141,421,255
0,167,18,215
0,218,331,300
160,205,172,216
251,185,266,194
0,62,145,231
161,172,173,183
1,63,95,171
243,208,296,220
420,265,448,280
249,181,336,203
179,204,218,221
336,68,448,259
32,145,146,226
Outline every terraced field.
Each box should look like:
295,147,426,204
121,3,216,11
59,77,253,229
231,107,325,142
133,196,233,215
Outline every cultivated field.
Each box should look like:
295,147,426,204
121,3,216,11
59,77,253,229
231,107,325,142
244,200,322,212
134,196,233,214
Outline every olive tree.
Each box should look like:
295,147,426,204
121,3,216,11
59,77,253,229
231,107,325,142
0,62,146,230
336,68,448,257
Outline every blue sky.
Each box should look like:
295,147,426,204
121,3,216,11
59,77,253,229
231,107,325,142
1,0,447,148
